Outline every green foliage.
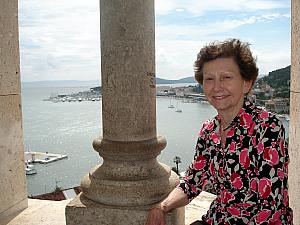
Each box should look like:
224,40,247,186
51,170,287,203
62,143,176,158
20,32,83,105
259,65,290,98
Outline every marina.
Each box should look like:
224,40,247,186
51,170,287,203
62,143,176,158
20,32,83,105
21,85,290,196
25,151,68,164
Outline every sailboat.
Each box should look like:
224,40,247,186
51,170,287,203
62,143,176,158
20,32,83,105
168,98,175,108
175,102,182,113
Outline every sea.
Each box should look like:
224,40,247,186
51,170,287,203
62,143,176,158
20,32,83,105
21,83,289,196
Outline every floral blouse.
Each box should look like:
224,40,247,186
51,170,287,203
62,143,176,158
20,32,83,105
179,100,293,225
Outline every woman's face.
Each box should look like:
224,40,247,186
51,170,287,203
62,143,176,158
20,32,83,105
202,57,252,116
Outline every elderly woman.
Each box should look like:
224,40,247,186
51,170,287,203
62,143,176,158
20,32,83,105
145,39,293,225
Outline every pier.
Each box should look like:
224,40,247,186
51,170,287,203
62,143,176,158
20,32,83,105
25,151,67,164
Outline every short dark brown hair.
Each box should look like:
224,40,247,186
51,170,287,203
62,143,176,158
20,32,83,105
194,39,259,85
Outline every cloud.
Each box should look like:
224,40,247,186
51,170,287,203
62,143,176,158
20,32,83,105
19,0,290,81
19,0,100,81
155,0,289,16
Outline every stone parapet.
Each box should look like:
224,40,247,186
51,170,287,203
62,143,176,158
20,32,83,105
66,193,185,225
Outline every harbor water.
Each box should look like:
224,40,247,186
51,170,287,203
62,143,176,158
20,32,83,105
21,84,288,196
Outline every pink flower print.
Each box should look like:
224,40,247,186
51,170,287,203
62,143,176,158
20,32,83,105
269,148,279,165
227,128,235,138
221,190,235,204
240,148,250,169
283,189,289,206
191,185,197,194
227,206,240,216
263,147,279,166
263,147,271,160
229,142,236,153
243,113,253,128
250,178,257,191
252,137,257,146
205,121,214,131
199,127,204,136
248,123,255,136
219,167,225,177
210,161,216,176
255,209,272,224
231,173,243,189
270,211,282,224
193,155,206,170
278,168,284,181
258,178,271,198
257,142,264,154
210,132,219,144
279,139,285,155
260,110,269,119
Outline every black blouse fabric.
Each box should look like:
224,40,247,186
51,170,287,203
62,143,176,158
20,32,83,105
179,100,293,225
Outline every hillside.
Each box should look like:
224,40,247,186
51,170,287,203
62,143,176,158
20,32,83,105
259,65,290,98
156,76,196,84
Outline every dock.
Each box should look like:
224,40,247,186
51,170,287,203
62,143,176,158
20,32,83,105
25,151,68,164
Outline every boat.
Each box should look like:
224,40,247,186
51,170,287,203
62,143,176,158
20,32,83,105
175,108,182,113
25,163,37,175
168,98,175,108
175,102,183,113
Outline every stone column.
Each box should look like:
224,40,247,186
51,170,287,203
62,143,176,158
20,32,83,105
289,0,300,223
0,0,28,224
65,0,184,224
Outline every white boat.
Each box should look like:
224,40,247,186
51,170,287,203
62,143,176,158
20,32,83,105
168,98,175,108
175,108,182,113
25,163,37,175
175,102,183,113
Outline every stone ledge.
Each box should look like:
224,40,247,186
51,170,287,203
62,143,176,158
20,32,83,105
4,192,215,225
6,199,71,225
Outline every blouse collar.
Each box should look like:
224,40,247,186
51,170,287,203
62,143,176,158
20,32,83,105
215,98,254,131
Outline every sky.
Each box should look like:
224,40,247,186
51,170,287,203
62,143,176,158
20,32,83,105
19,0,291,82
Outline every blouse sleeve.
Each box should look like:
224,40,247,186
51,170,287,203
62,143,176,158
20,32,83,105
178,124,211,202
250,117,292,224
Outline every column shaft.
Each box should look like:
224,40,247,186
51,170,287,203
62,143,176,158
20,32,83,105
66,1,184,224
0,0,28,223
101,0,156,142
289,0,300,223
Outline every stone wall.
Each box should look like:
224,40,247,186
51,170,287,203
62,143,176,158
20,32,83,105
0,0,28,224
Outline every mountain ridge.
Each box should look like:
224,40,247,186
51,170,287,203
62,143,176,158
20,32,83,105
22,65,291,87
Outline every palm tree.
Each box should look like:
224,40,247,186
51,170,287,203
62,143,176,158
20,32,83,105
173,156,182,174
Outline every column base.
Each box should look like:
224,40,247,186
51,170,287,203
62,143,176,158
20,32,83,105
66,193,185,225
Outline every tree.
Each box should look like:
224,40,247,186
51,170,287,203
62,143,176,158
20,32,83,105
173,156,182,174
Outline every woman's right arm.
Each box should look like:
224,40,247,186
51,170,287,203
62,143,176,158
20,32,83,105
145,123,210,225
144,187,189,225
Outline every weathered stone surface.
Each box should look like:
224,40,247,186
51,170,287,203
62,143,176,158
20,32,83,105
0,95,27,223
66,0,184,224
6,199,70,225
0,0,21,96
101,0,156,142
0,0,27,223
66,193,184,225
289,1,300,223
81,163,179,206
185,192,216,225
